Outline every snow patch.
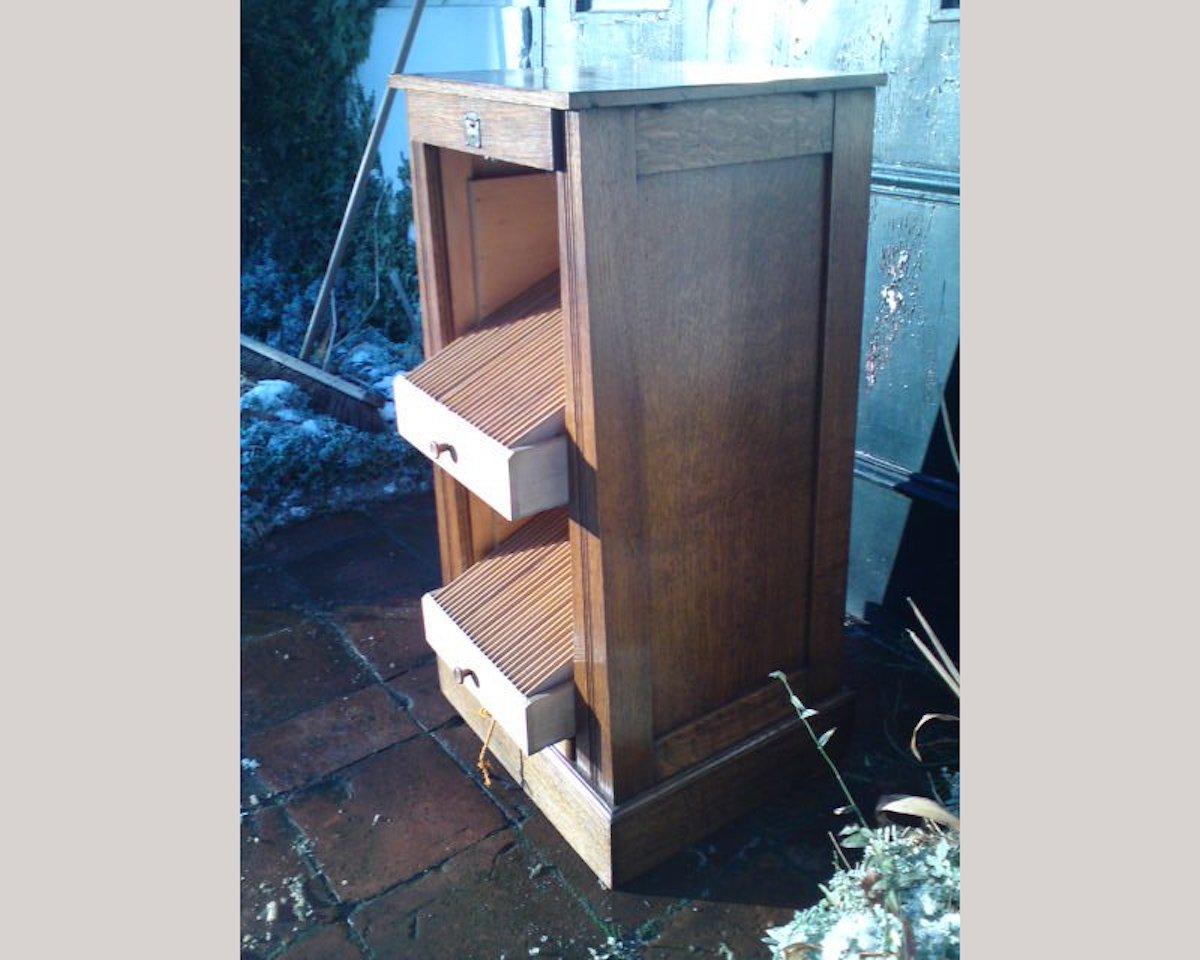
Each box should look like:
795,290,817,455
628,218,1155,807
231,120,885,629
240,379,308,415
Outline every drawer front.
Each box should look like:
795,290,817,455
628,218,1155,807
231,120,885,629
393,372,568,521
423,598,574,755
407,90,563,171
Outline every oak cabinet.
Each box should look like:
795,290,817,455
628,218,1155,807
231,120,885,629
391,63,885,886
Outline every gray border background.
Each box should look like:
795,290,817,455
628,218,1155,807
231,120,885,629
5,2,1198,957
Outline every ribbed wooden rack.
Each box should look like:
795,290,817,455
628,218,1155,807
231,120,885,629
427,507,571,695
405,272,564,447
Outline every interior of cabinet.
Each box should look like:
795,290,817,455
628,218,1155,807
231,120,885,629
435,149,563,558
409,145,573,756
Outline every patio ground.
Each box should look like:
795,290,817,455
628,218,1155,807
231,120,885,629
241,492,954,960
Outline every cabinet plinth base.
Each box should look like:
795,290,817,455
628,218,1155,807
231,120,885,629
436,658,854,887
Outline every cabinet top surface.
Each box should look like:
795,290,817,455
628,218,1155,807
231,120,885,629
390,62,886,109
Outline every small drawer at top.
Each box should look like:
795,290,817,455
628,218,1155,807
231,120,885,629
406,90,563,171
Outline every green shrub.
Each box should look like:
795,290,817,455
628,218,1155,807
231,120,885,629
241,0,419,350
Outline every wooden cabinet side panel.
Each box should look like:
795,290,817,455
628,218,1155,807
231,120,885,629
633,91,833,176
804,89,876,697
614,151,829,739
556,92,873,795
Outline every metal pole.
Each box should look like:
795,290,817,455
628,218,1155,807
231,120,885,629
299,0,428,361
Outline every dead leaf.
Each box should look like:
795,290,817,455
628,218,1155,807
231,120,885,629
875,794,960,831
910,712,959,760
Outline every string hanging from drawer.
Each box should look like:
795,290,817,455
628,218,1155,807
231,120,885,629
477,708,497,788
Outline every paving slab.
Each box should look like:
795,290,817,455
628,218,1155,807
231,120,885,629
286,736,508,902
516,773,845,957
369,491,440,555
434,717,535,821
242,607,309,641
351,829,606,960
246,685,419,796
241,805,332,958
242,566,310,612
387,660,458,730
239,494,958,959
285,533,439,609
518,812,670,949
271,921,364,960
333,600,429,679
248,510,379,568
242,764,267,811
241,617,375,735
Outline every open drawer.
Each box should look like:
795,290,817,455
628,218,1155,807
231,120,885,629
420,508,574,755
393,273,568,521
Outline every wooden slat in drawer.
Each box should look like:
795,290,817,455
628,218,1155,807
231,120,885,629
407,90,563,171
421,510,574,755
392,273,568,521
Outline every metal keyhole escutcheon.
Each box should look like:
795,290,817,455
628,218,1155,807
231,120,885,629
463,113,482,149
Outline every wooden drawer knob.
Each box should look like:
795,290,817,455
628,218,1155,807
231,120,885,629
452,667,479,688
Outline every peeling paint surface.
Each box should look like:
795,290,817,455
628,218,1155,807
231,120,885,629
854,195,956,475
865,243,914,388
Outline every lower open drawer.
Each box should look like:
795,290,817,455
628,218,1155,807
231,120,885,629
420,508,574,755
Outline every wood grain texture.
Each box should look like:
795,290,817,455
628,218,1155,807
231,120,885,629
431,509,572,694
579,147,829,740
392,375,568,522
406,76,880,886
424,511,574,753
410,143,475,583
556,163,604,790
438,658,615,883
392,64,886,110
405,274,564,447
438,657,525,782
653,668,809,780
411,145,566,568
407,90,562,170
609,689,854,886
634,92,832,176
457,165,559,551
468,173,559,317
559,108,658,804
805,89,876,698
440,149,481,340
453,158,557,556
438,655,852,888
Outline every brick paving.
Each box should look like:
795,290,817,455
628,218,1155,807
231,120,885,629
241,492,952,959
